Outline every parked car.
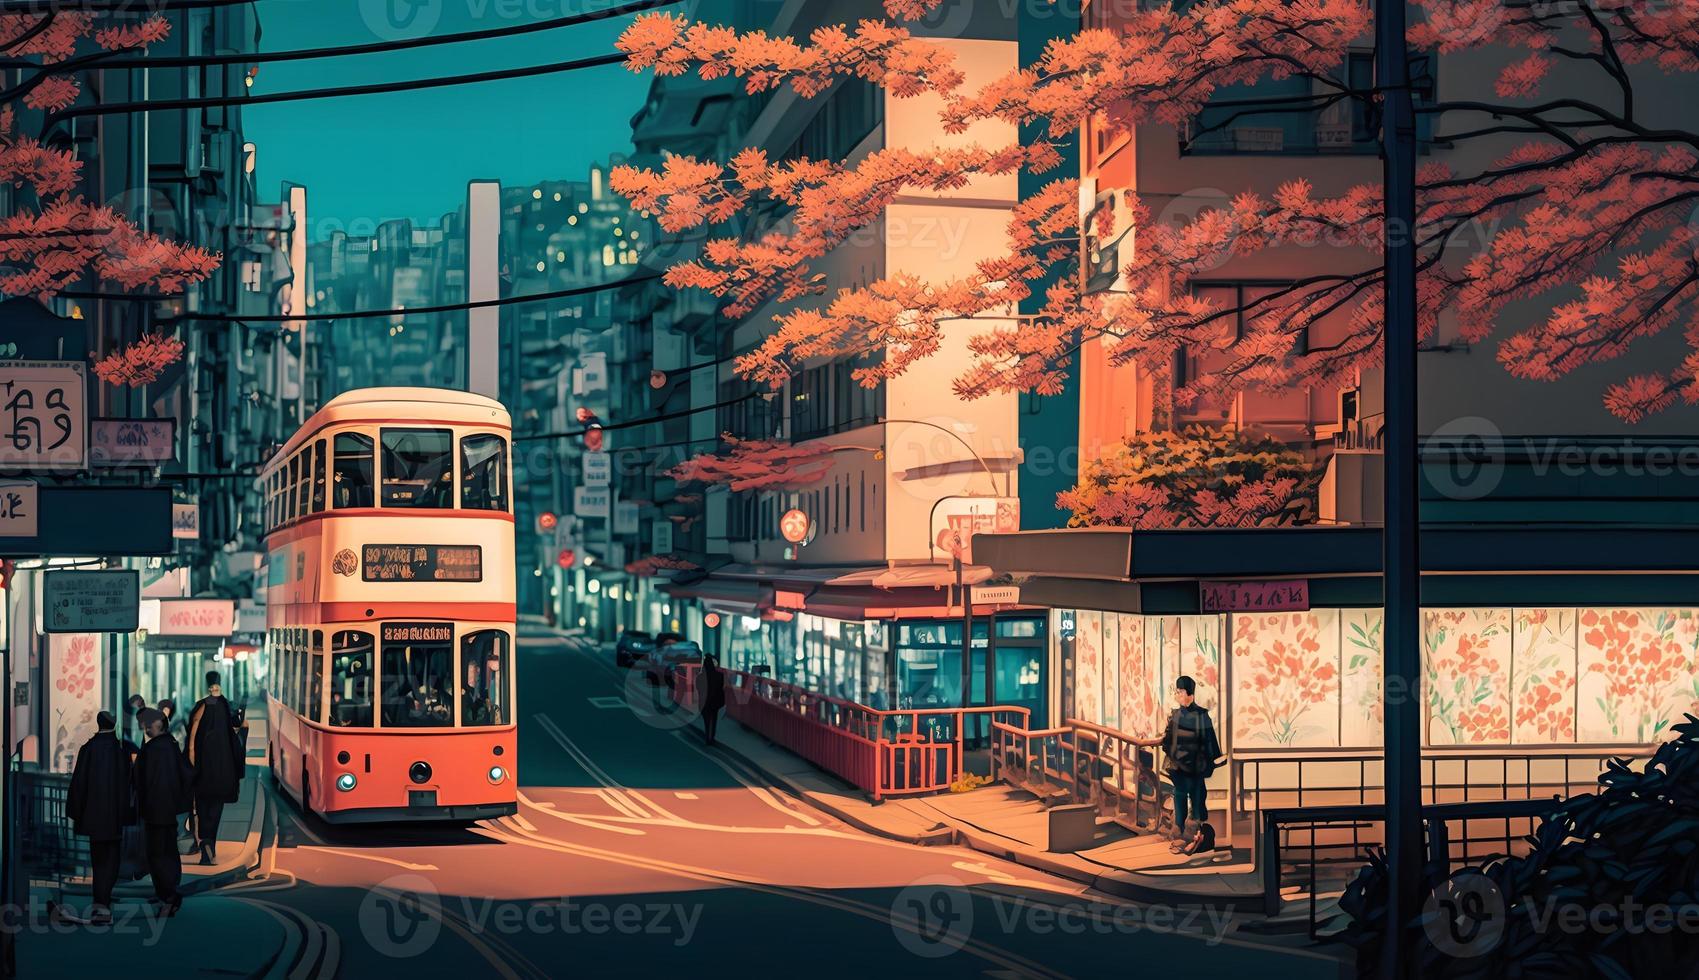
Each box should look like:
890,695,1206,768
615,629,655,668
641,639,703,687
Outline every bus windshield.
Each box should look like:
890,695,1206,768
381,428,453,508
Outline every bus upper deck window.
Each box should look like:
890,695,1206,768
460,434,508,512
287,454,301,521
381,429,452,509
333,433,375,509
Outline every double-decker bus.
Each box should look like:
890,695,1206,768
261,388,517,823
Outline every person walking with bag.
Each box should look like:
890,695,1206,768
132,708,191,915
67,711,133,924
186,670,245,865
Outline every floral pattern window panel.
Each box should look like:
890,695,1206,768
1340,609,1385,747
1423,609,1513,745
1074,610,1103,726
1117,614,1163,738
1232,611,1342,747
1512,609,1577,743
1577,608,1699,743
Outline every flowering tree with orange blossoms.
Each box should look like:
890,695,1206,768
665,434,839,492
1,13,219,385
615,0,1699,423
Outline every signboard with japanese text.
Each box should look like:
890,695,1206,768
43,570,140,633
172,502,200,540
972,585,1021,606
1199,579,1310,613
361,544,483,583
235,600,267,635
90,417,175,466
0,361,87,470
0,481,38,538
574,486,610,519
151,598,235,637
583,451,611,487
614,500,639,536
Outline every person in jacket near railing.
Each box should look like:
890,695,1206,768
700,654,726,746
1135,675,1222,847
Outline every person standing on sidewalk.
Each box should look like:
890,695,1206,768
1136,675,1222,846
700,654,726,747
67,711,133,924
132,708,191,915
186,670,245,866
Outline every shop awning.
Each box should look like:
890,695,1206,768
662,576,773,612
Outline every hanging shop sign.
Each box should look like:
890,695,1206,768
1199,579,1310,613
651,521,673,556
929,496,1021,564
0,361,87,470
0,481,38,538
779,508,811,544
574,486,610,520
42,569,140,633
582,451,611,488
613,500,639,536
149,597,236,637
90,417,175,466
172,502,200,540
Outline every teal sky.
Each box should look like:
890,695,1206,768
246,0,653,240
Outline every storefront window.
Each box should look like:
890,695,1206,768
381,428,453,508
382,631,453,726
459,630,510,726
329,630,374,727
333,433,375,508
460,435,508,511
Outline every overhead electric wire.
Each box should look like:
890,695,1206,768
515,390,766,443
158,273,665,324
20,0,681,72
48,48,628,123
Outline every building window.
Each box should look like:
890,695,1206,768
333,433,375,508
1184,50,1435,155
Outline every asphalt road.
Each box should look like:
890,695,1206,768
216,625,1345,979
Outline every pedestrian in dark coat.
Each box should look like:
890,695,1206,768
700,654,727,747
186,670,244,865
67,711,133,921
132,708,191,913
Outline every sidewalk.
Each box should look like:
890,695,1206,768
709,714,1266,909
17,894,293,978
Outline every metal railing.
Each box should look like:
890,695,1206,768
990,717,1174,832
672,665,1030,800
1260,797,1563,938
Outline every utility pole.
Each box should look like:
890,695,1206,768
1377,0,1423,976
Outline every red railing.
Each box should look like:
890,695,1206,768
672,665,1030,800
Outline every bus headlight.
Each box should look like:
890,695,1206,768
487,765,506,784
335,772,357,792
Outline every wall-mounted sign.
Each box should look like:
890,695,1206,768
90,417,175,466
382,622,453,644
0,481,38,538
574,486,610,519
0,361,87,470
361,544,483,583
234,599,267,635
972,585,1021,606
151,598,236,637
779,508,811,544
651,521,673,556
775,589,808,611
929,496,1020,564
1199,579,1310,613
614,500,639,536
43,570,140,633
582,451,611,488
171,502,200,540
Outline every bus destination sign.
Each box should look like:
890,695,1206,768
362,544,483,583
382,623,453,643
